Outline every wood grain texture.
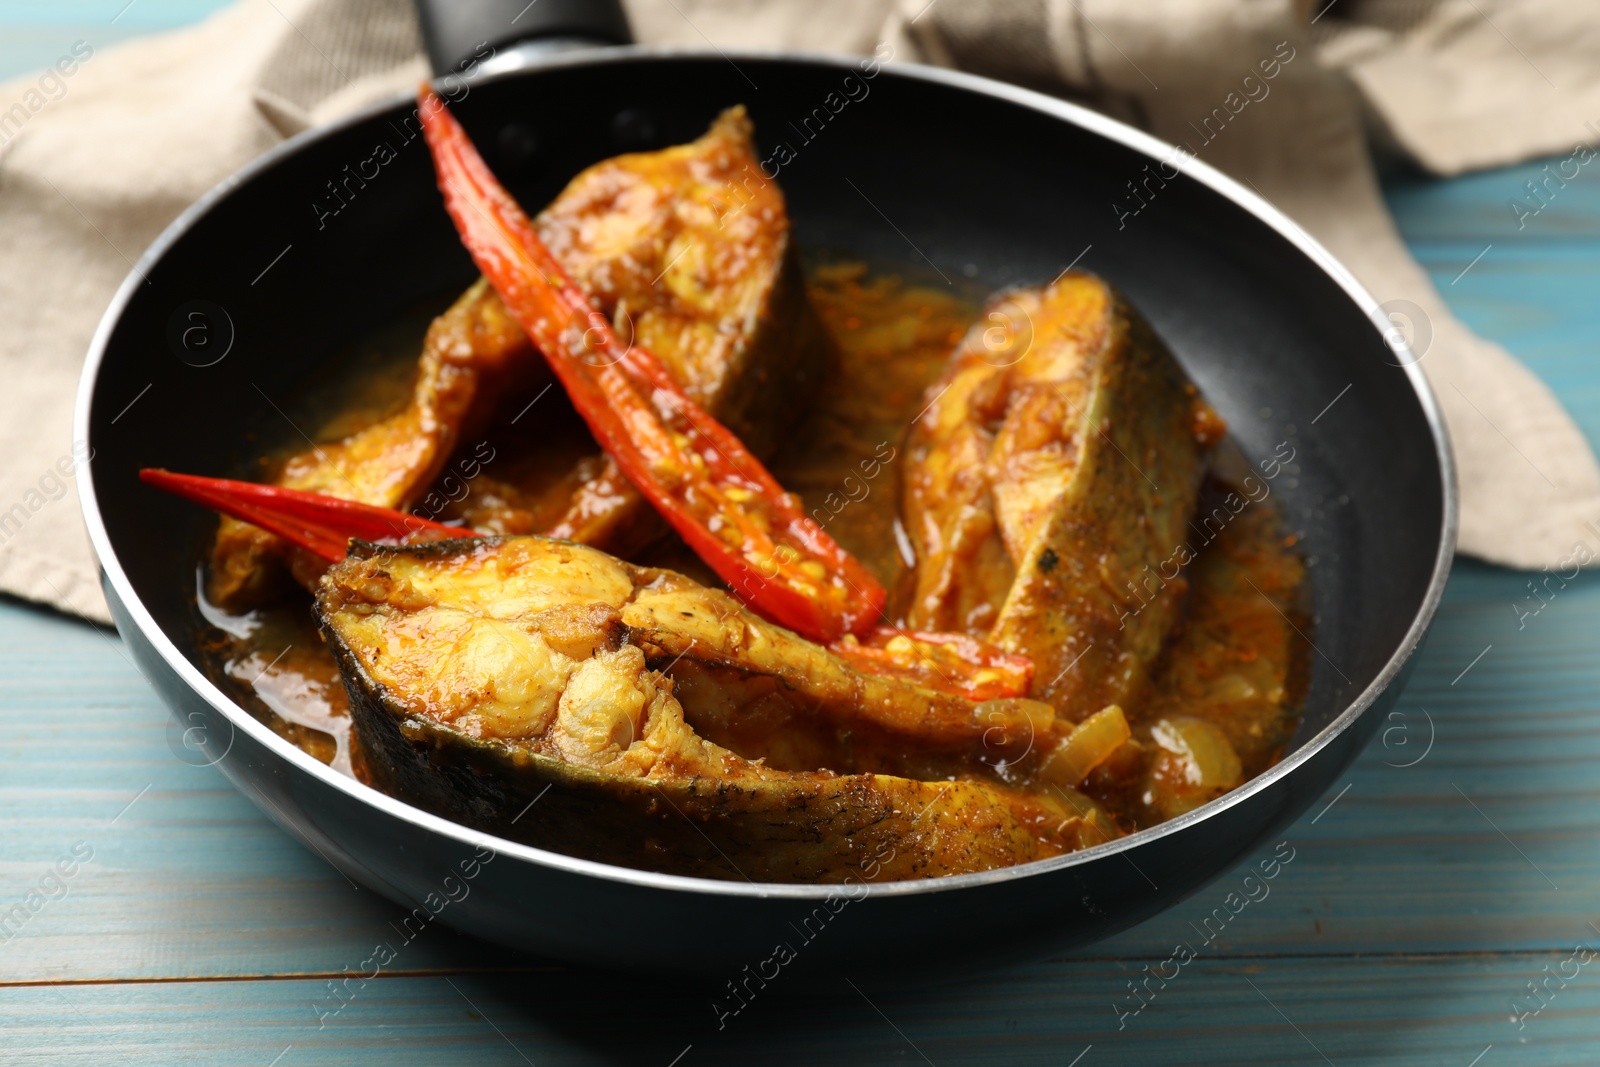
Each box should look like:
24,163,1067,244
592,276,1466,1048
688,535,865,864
5,6,1600,1058
3,955,1598,1066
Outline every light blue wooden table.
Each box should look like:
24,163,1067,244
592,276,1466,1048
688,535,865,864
5,5,1600,1064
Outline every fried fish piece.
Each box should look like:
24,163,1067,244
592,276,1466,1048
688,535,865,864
455,106,828,547
319,536,1115,882
902,273,1220,721
211,107,827,607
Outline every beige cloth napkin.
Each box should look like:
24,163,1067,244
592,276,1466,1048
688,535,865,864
1,0,1594,624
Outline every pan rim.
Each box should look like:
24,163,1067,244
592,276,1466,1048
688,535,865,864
74,46,1458,901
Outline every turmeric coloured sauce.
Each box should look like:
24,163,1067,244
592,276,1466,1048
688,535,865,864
196,263,1310,837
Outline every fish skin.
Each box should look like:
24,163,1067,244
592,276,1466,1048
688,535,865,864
903,273,1216,722
319,536,1112,882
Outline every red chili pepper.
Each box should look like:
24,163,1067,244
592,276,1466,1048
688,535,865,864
139,469,476,563
417,86,885,643
830,627,1035,702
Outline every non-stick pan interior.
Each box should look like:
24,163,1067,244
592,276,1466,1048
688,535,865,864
86,52,1444,771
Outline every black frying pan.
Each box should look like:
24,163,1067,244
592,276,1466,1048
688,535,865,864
73,0,1454,974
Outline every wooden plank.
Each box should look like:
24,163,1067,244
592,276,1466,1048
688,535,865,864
4,954,1597,1066
0,603,530,983
1384,157,1600,243
1112,558,1600,957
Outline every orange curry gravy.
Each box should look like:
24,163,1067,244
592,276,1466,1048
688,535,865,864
196,263,1310,832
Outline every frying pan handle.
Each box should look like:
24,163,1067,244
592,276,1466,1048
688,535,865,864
414,0,633,76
